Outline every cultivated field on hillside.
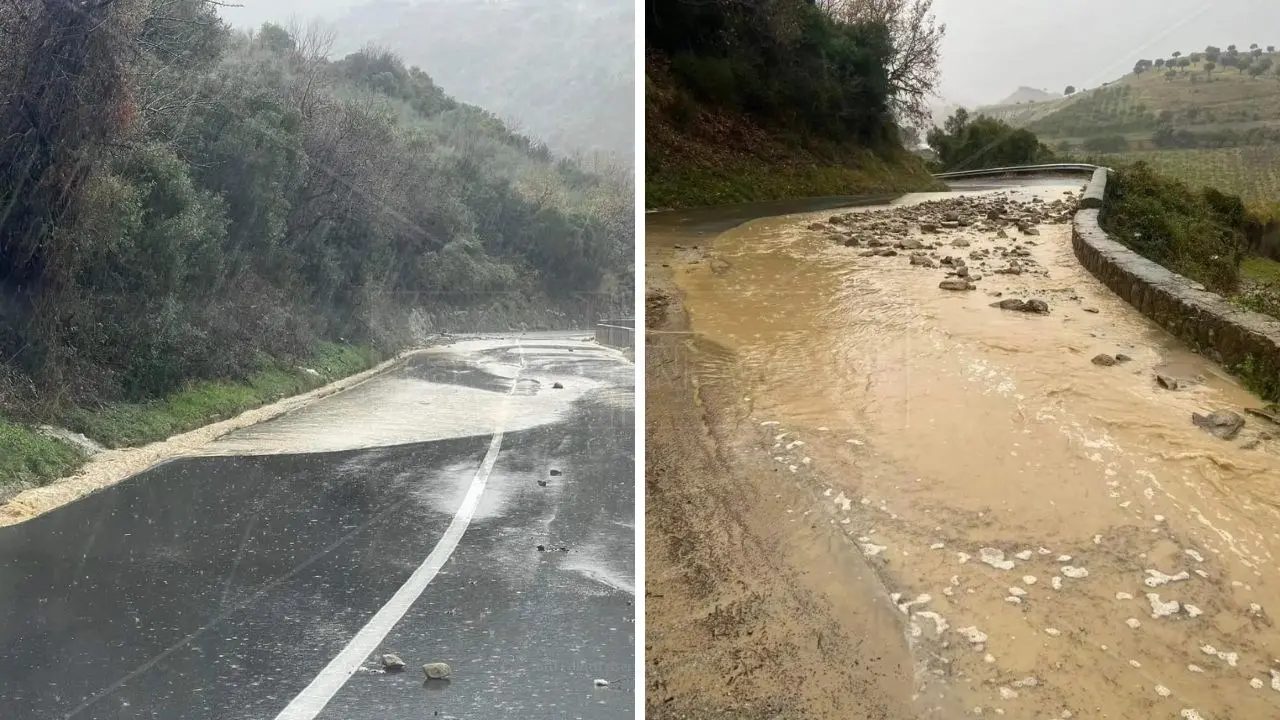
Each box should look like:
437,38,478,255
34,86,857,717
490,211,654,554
1102,146,1280,206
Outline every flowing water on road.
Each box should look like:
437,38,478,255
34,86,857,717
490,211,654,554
665,180,1280,718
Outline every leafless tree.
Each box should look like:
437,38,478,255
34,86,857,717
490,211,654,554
285,18,337,118
817,0,946,125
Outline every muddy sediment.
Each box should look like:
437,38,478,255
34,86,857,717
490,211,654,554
646,228,940,719
654,179,1280,719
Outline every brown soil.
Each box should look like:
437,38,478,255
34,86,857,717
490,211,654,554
645,240,945,719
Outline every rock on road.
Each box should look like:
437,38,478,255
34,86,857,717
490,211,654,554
0,334,634,719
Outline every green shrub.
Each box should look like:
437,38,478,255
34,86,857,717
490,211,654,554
1100,162,1250,293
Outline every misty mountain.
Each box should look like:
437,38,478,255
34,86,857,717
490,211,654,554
995,86,1060,105
329,0,633,165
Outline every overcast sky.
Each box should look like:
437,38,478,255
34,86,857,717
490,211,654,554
223,1,1280,108
218,0,356,27
932,0,1280,106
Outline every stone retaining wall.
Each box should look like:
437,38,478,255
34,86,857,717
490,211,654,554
1072,173,1280,397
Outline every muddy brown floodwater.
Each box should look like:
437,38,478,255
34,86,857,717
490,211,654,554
647,178,1280,720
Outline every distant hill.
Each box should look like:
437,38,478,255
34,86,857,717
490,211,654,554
996,86,1060,105
329,0,633,165
973,49,1280,151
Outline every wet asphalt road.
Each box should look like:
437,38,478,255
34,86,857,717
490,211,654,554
0,335,634,719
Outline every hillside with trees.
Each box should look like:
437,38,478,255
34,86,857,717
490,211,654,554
645,0,944,209
0,0,631,492
925,109,1055,171
328,0,634,165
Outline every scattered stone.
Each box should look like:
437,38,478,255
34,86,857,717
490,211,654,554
1061,566,1089,579
1125,618,1142,629
957,626,989,644
594,678,610,687
423,662,453,680
939,279,976,291
842,236,862,247
1250,678,1265,689
998,687,1019,700
381,654,406,671
996,228,1009,239
898,238,925,250
940,221,961,229
910,254,936,268
549,469,563,476
978,547,1016,570
1092,354,1117,367
1156,685,1172,698
1144,569,1190,588
1083,307,1099,313
990,298,1049,314
1115,353,1132,363
1156,374,1181,391
1191,410,1245,440
537,479,548,487
951,238,971,247
1147,593,1180,618
552,382,564,389
921,222,939,233
877,248,898,257
1051,577,1063,590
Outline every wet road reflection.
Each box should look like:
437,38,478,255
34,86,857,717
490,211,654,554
0,334,634,719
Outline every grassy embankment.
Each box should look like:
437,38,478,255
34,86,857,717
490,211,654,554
1100,162,1280,399
0,343,380,498
647,73,940,209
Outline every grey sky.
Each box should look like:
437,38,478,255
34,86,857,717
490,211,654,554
218,0,357,28
933,0,1280,106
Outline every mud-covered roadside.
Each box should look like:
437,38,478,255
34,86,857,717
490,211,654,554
662,179,1280,720
645,234,950,719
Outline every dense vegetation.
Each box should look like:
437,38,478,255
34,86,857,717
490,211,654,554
330,0,633,164
1099,162,1253,294
926,109,1055,171
0,0,630,489
646,0,943,208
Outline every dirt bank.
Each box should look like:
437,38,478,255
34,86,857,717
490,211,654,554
645,232,952,718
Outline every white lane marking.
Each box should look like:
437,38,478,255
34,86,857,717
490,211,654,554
273,343,524,720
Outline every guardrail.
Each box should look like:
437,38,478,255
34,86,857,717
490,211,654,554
933,163,1108,180
595,318,634,349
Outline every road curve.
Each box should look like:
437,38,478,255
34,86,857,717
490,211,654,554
646,177,1280,719
0,334,634,720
